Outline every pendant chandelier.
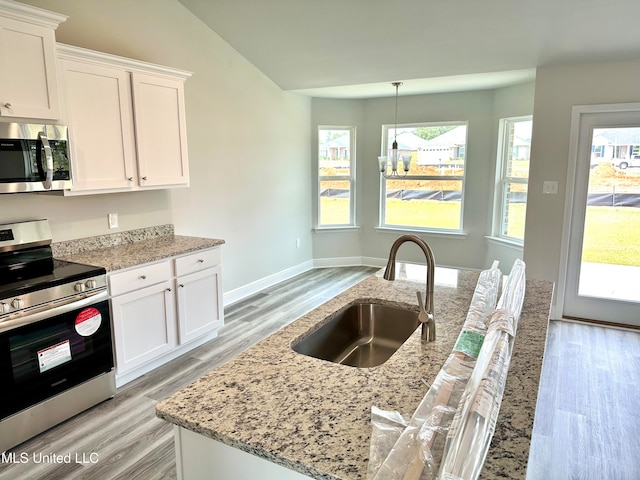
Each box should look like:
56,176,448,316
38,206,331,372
378,81,411,178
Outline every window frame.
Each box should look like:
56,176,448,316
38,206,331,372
378,121,468,234
317,125,356,228
493,115,532,244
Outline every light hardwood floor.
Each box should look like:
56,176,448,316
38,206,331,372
1,267,638,480
527,319,640,480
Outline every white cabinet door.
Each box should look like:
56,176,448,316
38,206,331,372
110,280,176,374
176,266,223,345
60,58,137,192
131,72,189,188
0,16,60,119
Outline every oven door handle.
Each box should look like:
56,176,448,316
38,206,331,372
0,290,108,334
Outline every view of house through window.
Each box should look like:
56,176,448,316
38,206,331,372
318,127,355,226
380,123,467,231
496,117,532,240
579,125,640,301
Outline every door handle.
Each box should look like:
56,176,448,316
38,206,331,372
36,131,54,189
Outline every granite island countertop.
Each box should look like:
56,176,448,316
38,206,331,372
52,225,224,271
156,265,553,480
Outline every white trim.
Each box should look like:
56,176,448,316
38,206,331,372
57,43,192,79
223,260,314,306
375,226,468,239
317,125,356,228
379,121,468,231
492,115,532,240
0,0,67,28
313,226,360,233
313,256,386,268
556,102,640,320
485,235,524,251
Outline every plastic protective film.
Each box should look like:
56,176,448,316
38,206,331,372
438,259,526,480
367,262,502,480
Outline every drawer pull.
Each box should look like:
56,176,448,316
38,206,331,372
179,284,185,288
140,275,147,280
198,259,204,263
3,103,11,109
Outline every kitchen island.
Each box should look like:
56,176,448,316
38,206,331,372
156,265,553,479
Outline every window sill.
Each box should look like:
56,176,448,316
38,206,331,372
485,235,524,250
313,226,360,233
375,226,467,239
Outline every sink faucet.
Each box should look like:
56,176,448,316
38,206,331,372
383,234,436,341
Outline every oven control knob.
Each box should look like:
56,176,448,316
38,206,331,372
0,303,10,313
11,298,24,309
74,282,86,292
85,279,98,289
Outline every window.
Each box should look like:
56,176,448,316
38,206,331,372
495,116,532,241
380,122,467,231
318,127,355,227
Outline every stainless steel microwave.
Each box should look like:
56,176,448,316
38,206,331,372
0,123,72,194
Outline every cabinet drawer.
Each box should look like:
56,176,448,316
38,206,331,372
109,260,171,296
174,248,220,276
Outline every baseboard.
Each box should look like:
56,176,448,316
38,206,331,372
222,257,461,308
312,256,386,268
223,260,314,306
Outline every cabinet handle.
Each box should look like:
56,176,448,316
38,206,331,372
139,275,147,280
197,259,204,263
141,176,148,181
166,288,172,292
179,284,185,288
128,177,133,181
3,103,11,109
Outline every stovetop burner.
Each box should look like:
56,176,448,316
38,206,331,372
0,220,107,318
0,258,106,299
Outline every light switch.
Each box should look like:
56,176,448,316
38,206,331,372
542,181,558,195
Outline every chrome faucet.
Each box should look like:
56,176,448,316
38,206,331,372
383,234,436,341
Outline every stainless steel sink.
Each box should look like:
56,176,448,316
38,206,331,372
292,302,420,368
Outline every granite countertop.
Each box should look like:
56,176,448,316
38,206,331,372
52,225,225,271
155,265,554,480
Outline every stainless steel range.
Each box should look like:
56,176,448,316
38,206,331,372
0,220,115,452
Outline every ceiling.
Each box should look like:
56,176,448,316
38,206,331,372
177,0,640,98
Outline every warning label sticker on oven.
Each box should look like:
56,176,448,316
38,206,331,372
38,340,72,373
75,307,102,336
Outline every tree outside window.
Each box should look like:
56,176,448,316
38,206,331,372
380,122,467,231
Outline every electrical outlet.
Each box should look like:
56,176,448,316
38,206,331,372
542,181,558,195
108,213,118,229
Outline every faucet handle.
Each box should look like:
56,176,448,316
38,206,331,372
416,291,425,311
416,291,430,323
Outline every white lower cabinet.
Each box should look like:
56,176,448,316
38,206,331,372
109,247,223,386
176,266,223,345
110,279,176,374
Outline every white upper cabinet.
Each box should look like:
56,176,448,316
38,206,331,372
0,0,66,120
59,57,137,191
57,44,192,194
132,73,189,188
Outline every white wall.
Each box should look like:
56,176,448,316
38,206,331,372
12,0,313,293
484,82,535,270
312,84,535,272
311,99,366,264
524,59,640,282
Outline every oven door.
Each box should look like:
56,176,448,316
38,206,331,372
0,292,114,420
